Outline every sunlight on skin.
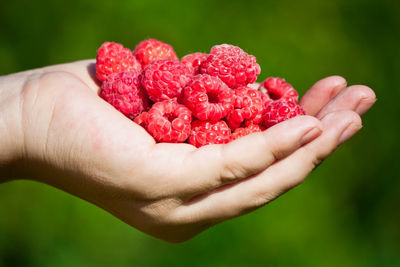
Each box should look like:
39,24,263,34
0,60,376,242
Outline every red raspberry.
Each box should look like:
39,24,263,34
231,124,264,141
189,120,231,148
134,111,148,128
181,52,209,75
100,71,149,120
263,99,305,128
141,59,192,103
134,100,192,143
259,91,273,110
199,44,260,88
226,86,264,129
183,74,234,121
134,39,178,67
96,42,142,82
259,77,299,102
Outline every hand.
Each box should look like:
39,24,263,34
0,60,375,242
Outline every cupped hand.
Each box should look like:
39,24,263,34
9,60,375,242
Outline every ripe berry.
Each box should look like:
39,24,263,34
181,52,209,75
189,120,231,147
183,74,234,121
134,111,148,128
134,100,192,143
141,59,192,103
259,77,299,102
263,99,305,128
231,124,264,141
259,91,273,110
226,86,264,129
199,44,260,88
100,71,149,119
96,42,142,82
134,39,178,67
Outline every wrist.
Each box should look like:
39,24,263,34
0,70,38,182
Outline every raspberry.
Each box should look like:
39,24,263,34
199,44,260,88
96,42,142,82
96,40,310,146
189,120,231,148
259,91,273,110
134,39,178,67
134,111,148,128
183,74,234,121
134,100,192,143
231,124,264,141
181,52,209,75
263,99,305,128
141,59,192,103
100,71,149,119
259,77,299,102
226,86,264,129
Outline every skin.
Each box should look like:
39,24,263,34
0,60,376,243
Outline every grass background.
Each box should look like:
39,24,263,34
0,0,399,266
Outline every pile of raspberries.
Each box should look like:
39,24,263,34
96,39,305,147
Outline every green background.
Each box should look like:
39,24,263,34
0,0,399,266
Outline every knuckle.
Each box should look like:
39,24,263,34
220,164,244,184
312,155,324,168
303,145,332,171
298,145,322,173
218,146,247,184
249,191,278,210
269,145,286,161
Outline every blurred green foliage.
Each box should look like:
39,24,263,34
0,0,399,266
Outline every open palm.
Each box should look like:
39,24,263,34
14,60,375,242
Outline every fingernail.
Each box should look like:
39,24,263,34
339,123,363,144
333,79,347,92
355,97,377,114
301,127,322,145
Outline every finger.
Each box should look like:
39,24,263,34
300,76,347,116
179,115,322,196
315,85,376,119
252,110,362,195
42,59,100,92
174,110,361,223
